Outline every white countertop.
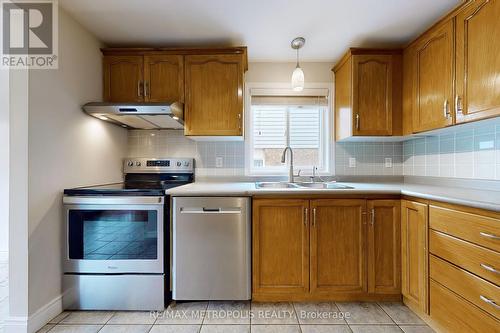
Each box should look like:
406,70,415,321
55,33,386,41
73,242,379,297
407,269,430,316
166,181,500,212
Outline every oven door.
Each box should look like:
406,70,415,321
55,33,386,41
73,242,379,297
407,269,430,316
63,196,164,274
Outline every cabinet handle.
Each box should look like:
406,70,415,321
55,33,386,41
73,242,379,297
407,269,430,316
304,208,308,226
480,263,500,274
480,232,500,241
355,113,360,130
144,81,149,98
443,99,450,119
455,95,463,115
237,113,242,130
137,81,143,97
370,208,375,226
480,295,500,310
312,208,317,227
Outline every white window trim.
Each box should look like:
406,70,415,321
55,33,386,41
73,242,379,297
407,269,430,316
244,82,335,176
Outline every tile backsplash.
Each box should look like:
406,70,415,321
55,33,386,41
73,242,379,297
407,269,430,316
128,117,500,181
402,118,500,180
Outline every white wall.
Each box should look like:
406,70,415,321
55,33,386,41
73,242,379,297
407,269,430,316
0,69,8,255
246,62,334,83
27,6,127,319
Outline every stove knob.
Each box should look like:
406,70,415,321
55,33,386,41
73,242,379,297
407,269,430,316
127,161,134,167
183,161,190,167
176,161,182,167
136,161,142,167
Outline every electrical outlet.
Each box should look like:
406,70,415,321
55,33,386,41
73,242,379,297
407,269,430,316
215,157,224,168
349,158,356,168
385,158,392,168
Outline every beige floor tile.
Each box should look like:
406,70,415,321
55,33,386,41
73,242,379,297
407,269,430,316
200,324,250,333
48,311,71,324
155,302,207,324
107,311,156,324
294,302,347,325
250,302,298,325
378,303,425,325
349,325,402,333
48,325,103,333
204,301,250,324
60,311,114,324
150,325,200,333
336,302,393,325
251,325,301,333
36,324,55,333
99,325,152,333
300,324,352,333
399,326,435,333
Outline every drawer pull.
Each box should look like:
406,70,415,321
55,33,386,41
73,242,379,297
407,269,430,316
480,263,500,274
480,232,500,241
480,295,500,310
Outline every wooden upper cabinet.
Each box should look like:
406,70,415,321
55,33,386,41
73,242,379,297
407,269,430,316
402,45,416,135
401,200,429,314
310,199,367,295
367,200,401,295
143,55,184,103
103,55,144,102
412,20,455,132
455,0,500,123
184,54,245,136
252,199,310,297
333,49,402,140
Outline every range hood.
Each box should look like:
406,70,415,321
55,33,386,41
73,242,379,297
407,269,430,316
82,102,184,129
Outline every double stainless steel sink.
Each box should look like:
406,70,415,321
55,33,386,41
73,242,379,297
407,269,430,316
255,182,353,189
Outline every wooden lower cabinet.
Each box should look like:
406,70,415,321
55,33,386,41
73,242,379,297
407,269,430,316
252,199,310,298
401,200,428,314
252,198,401,301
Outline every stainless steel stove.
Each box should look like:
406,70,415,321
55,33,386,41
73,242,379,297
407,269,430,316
62,158,193,310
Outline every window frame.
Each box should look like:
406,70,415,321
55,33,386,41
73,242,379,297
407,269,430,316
244,82,334,176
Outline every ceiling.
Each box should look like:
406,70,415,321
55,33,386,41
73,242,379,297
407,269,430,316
59,0,459,62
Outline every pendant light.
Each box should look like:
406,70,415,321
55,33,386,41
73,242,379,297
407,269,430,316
291,37,305,91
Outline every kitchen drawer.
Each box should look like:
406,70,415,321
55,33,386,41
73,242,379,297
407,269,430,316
430,205,500,252
430,280,500,333
429,230,500,286
430,254,500,319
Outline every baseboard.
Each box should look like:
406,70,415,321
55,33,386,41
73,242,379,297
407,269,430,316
27,294,62,333
6,294,63,333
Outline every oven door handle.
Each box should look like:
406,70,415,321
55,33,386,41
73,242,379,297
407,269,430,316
63,196,164,205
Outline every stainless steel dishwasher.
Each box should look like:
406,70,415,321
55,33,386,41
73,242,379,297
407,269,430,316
172,197,251,300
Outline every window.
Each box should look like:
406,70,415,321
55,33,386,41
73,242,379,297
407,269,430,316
247,88,331,175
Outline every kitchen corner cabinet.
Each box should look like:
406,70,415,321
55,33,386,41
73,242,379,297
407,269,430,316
184,54,245,136
412,19,455,132
333,49,402,141
103,54,183,103
401,200,429,314
253,198,401,301
455,0,500,123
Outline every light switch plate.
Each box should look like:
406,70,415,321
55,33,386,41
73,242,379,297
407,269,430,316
349,158,356,168
215,157,223,168
385,158,392,168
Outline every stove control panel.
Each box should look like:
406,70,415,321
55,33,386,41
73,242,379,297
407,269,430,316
124,158,194,173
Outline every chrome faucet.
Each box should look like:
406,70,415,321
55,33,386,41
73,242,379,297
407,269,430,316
281,146,296,183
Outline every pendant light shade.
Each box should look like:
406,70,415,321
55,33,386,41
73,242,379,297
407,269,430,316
290,37,305,92
291,65,304,91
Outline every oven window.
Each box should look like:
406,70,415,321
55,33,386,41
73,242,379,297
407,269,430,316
68,210,158,260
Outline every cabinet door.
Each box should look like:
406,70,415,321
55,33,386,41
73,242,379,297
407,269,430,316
413,20,454,132
401,200,429,314
252,199,310,297
144,55,184,103
402,46,416,135
184,54,244,136
367,200,401,294
103,55,144,102
310,199,367,295
455,0,500,123
352,55,393,136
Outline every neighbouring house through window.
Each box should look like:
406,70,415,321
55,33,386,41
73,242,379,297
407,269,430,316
247,88,331,175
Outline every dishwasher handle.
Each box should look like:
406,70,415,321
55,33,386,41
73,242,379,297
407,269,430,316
180,207,242,214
